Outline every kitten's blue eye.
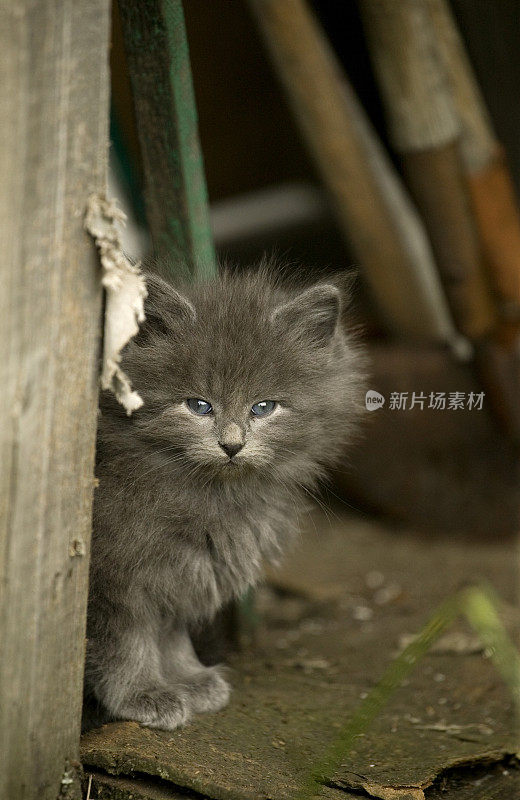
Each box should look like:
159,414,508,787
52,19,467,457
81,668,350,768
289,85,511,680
251,400,276,417
187,398,212,415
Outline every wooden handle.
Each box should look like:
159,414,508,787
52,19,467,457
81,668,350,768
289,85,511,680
248,0,462,346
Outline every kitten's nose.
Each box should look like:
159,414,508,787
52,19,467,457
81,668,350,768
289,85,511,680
219,442,243,458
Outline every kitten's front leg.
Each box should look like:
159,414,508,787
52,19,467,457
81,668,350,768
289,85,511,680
86,612,191,731
160,624,231,715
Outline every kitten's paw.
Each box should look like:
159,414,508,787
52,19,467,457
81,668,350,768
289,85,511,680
182,666,231,714
117,688,190,731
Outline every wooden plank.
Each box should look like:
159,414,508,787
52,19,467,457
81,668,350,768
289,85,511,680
118,0,216,277
84,770,199,799
0,1,110,798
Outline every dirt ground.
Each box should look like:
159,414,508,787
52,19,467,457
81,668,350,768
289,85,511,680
81,507,520,800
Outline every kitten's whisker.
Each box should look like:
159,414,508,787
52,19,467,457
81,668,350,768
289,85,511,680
275,443,363,518
119,447,187,487
320,481,367,517
124,450,199,486
292,480,339,527
271,445,337,521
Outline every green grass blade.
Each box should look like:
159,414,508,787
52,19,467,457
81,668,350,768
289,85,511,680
296,593,462,799
296,585,520,799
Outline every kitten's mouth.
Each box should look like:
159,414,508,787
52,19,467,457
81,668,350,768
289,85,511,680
219,458,249,476
217,455,257,475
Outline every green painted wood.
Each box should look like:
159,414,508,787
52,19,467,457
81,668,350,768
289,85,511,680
118,0,216,278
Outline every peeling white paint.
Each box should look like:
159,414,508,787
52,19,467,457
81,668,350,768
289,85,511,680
85,194,147,414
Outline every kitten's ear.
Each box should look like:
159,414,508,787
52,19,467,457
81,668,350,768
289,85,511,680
271,283,341,346
137,275,196,340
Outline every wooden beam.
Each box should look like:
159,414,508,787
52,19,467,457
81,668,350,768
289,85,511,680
0,1,110,798
117,0,216,278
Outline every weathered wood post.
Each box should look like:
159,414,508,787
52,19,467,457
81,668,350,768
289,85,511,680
0,2,111,798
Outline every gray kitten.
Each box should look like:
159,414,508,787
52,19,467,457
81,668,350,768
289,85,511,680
85,266,364,730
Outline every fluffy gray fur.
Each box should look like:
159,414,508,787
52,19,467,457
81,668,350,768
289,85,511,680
85,265,364,730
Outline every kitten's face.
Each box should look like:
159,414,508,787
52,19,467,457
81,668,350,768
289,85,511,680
164,395,288,477
118,272,362,487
